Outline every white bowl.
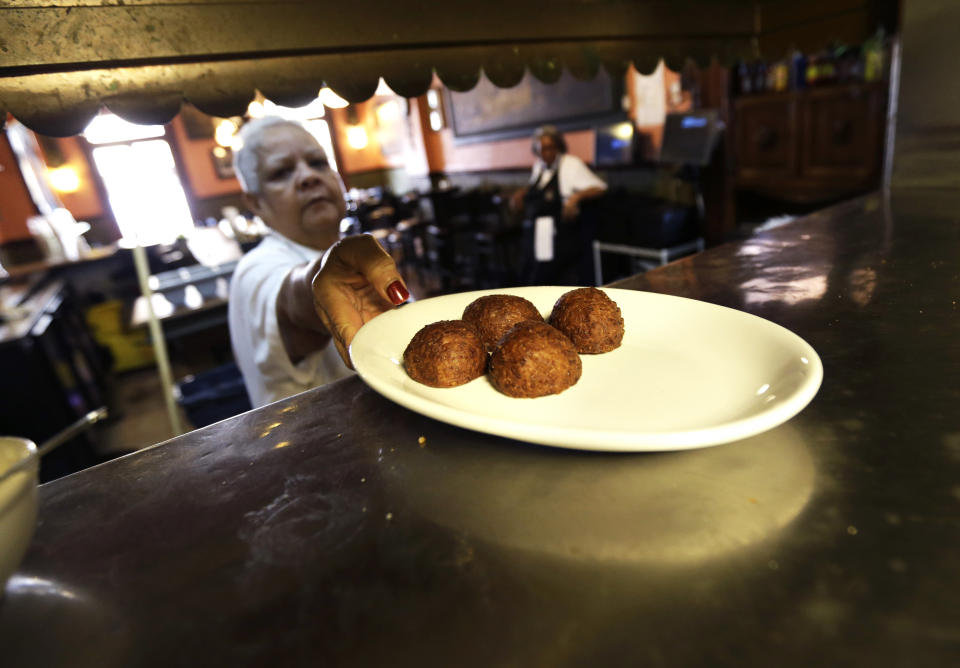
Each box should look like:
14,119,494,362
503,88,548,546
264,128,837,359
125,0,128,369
0,437,39,593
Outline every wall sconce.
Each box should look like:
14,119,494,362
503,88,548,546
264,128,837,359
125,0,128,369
344,105,368,149
346,125,369,150
214,118,239,148
426,88,445,131
48,166,81,193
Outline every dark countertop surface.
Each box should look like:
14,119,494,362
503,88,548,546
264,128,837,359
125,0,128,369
2,190,958,667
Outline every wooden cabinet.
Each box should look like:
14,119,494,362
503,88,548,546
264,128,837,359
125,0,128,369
734,83,887,203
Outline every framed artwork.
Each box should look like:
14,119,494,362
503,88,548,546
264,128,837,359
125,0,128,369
445,69,624,143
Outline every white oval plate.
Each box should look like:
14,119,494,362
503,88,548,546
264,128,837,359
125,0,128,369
349,287,823,452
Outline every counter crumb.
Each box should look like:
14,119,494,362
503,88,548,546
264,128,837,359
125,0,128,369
385,512,393,520
418,436,426,446
847,525,859,536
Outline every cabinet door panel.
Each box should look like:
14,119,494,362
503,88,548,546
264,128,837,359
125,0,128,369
802,87,884,178
735,96,798,180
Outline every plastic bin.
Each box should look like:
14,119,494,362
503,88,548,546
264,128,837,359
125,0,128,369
175,362,252,428
85,300,156,372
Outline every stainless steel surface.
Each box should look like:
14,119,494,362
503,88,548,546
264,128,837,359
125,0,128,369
1,190,958,666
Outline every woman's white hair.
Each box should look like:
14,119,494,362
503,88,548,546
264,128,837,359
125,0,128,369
232,116,313,194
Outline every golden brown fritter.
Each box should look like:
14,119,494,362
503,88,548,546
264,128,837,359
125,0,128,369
403,320,487,388
548,287,624,354
462,294,544,352
488,321,582,398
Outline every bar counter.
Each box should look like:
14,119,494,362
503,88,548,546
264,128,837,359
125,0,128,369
2,190,958,667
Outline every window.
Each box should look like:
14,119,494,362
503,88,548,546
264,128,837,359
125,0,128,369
84,114,194,246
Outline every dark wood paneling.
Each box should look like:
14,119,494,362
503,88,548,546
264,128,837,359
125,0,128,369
734,83,886,203
802,85,885,179
735,94,799,179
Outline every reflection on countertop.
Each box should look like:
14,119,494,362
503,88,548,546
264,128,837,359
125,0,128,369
3,190,960,667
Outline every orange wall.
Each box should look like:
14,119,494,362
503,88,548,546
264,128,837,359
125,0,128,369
169,115,242,199
40,113,241,227
50,136,104,221
0,130,37,243
329,99,429,177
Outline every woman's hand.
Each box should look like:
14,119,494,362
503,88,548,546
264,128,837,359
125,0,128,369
562,194,580,221
311,234,410,367
509,187,527,213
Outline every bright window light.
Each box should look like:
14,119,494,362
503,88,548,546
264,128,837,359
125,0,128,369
91,139,195,246
84,114,165,144
262,97,326,120
374,78,396,97
375,99,402,123
318,88,348,109
302,119,339,172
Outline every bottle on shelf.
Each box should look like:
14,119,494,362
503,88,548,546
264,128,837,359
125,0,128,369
752,60,768,93
805,54,819,87
790,51,807,90
863,28,886,82
735,60,753,95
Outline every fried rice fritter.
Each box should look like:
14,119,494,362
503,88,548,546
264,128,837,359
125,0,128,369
403,320,487,388
548,287,624,354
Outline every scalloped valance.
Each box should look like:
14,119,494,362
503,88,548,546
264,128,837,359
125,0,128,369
0,0,880,136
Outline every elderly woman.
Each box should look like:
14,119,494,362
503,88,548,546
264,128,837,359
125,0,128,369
228,116,409,407
510,125,607,286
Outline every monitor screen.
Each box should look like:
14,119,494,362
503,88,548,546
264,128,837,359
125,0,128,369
594,121,636,167
659,111,723,166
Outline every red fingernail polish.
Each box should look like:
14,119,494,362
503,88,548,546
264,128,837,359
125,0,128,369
387,281,409,305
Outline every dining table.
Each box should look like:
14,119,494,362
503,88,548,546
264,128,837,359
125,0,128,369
1,188,957,667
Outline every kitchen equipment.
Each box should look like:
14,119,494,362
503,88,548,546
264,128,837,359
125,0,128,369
0,408,107,592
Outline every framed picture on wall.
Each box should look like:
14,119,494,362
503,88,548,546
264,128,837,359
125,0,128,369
445,69,625,144
211,146,235,179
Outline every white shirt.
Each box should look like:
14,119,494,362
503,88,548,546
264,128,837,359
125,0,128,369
530,153,607,200
228,231,353,408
